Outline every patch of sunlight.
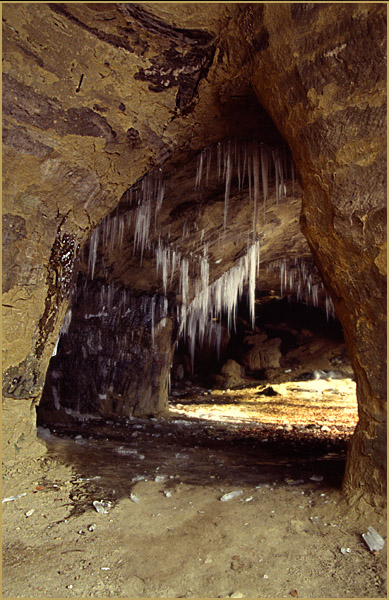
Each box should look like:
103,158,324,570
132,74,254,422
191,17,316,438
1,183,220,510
169,377,358,430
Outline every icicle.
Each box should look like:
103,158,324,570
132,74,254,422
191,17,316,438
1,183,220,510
325,294,335,320
163,297,169,318
118,215,124,249
170,250,179,285
252,143,260,240
223,143,232,232
237,143,242,190
279,154,285,200
88,228,99,280
195,151,204,190
180,258,189,309
242,142,247,190
198,256,209,343
260,145,269,220
248,242,257,327
52,336,59,357
133,190,151,263
312,284,319,307
156,241,170,295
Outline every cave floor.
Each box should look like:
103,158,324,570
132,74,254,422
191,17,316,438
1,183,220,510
2,380,387,598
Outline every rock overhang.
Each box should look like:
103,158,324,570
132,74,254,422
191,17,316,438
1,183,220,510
2,2,386,506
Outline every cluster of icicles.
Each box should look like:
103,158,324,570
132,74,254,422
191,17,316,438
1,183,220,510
267,258,335,320
194,138,294,235
84,139,328,365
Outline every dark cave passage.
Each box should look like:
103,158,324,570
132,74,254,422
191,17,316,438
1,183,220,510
172,296,348,389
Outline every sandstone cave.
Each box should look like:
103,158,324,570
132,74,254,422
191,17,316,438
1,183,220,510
2,3,387,598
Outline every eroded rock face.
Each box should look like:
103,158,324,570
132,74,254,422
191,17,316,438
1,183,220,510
245,3,387,507
242,337,282,372
2,3,386,507
38,276,175,424
2,2,243,406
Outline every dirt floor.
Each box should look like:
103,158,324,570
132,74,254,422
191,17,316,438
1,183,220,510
2,377,387,598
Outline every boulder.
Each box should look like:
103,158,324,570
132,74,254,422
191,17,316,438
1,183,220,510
242,337,282,371
243,333,268,346
219,359,245,386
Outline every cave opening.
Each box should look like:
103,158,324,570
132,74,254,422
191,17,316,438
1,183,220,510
36,116,358,497
35,285,358,540
3,4,386,598
169,295,358,455
37,267,358,502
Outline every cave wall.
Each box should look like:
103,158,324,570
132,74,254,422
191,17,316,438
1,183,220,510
2,2,243,461
245,3,387,507
2,3,386,507
38,276,175,424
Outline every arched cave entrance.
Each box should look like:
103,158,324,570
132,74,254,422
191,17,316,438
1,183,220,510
3,4,386,598
36,133,358,498
2,2,385,513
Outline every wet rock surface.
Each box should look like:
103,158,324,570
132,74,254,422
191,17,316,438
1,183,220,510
38,278,176,422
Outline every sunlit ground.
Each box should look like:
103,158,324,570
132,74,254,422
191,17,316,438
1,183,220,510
169,377,358,432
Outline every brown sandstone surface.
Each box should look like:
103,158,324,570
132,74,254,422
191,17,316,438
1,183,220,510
2,0,386,541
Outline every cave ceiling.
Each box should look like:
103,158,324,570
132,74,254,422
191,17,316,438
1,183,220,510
79,138,326,311
61,3,326,309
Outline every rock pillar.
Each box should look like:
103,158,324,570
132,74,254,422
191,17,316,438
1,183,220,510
38,276,175,424
248,2,386,506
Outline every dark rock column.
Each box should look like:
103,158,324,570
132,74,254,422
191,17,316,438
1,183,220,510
38,277,176,425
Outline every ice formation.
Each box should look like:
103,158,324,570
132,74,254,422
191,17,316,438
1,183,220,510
267,258,335,319
88,228,99,280
180,240,261,370
81,137,335,373
193,139,289,237
52,309,72,357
